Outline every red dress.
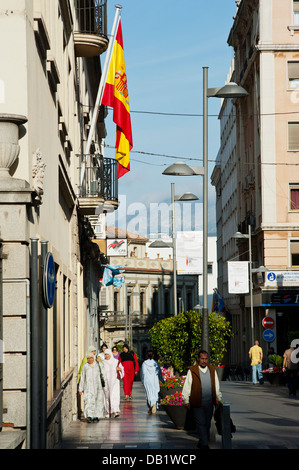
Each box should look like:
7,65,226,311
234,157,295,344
120,350,139,396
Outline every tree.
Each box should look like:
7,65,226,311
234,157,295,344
149,311,232,374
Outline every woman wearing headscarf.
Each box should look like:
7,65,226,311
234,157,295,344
112,346,120,360
77,345,97,384
140,350,162,414
103,349,124,417
120,344,139,400
78,352,107,422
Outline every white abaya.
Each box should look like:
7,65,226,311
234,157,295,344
141,359,160,408
78,361,106,419
103,355,124,415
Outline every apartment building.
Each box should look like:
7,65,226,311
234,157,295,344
0,0,116,448
97,227,199,361
213,0,299,367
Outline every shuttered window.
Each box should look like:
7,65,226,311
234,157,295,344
288,122,299,150
290,185,299,210
294,0,299,25
288,61,299,88
290,239,299,266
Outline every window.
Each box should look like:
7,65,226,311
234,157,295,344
288,62,299,88
290,184,299,210
294,0,299,25
290,239,299,266
113,291,119,312
288,122,299,150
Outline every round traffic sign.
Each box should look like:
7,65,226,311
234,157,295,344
262,316,275,329
43,252,55,308
262,329,276,342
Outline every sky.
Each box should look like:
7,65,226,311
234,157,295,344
103,0,237,238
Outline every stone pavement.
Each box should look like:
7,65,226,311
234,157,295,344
61,380,214,450
60,379,299,451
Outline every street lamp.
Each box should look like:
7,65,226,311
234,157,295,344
124,290,140,344
149,183,198,315
233,226,254,346
163,67,248,352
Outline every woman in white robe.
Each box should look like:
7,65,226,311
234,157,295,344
140,350,161,415
103,349,124,418
78,353,107,422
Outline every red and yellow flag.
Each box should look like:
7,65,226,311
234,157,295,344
102,20,132,178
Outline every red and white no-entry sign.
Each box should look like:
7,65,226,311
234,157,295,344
262,317,275,329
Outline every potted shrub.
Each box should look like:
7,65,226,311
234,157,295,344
149,310,232,373
262,354,286,385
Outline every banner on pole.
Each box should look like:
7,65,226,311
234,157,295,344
228,261,249,293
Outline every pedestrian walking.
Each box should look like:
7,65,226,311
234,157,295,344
120,343,139,400
99,343,108,360
77,345,97,384
282,343,298,396
102,348,124,417
78,352,107,422
140,350,162,415
249,340,264,385
182,350,222,449
112,345,120,360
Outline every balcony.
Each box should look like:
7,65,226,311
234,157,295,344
77,154,119,216
74,0,108,57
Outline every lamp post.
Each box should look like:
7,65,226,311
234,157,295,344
234,225,254,346
149,183,198,315
124,289,140,344
163,67,248,352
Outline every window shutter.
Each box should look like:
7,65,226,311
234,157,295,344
288,122,299,150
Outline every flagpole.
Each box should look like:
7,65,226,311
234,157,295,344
79,4,122,189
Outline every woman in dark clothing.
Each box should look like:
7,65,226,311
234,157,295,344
120,344,139,400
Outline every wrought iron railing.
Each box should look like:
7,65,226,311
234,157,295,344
77,154,118,201
75,0,107,37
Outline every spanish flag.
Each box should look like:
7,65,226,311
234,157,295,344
102,20,132,178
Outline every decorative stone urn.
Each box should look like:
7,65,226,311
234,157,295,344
0,113,27,177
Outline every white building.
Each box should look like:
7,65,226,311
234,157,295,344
0,0,116,449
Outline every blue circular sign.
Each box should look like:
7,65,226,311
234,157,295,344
43,252,55,308
267,272,276,282
262,329,276,342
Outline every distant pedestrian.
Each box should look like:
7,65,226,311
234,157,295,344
112,346,120,360
249,340,264,385
140,350,162,415
283,343,298,396
77,345,97,384
78,352,107,422
120,343,139,400
99,343,108,360
182,350,222,449
103,349,124,417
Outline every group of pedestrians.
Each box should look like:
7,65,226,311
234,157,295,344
78,343,139,422
249,339,298,396
78,344,224,450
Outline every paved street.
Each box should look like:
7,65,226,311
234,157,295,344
60,379,299,451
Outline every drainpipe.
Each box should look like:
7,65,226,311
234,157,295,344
40,241,48,449
30,238,40,449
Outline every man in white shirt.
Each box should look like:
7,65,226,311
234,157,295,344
182,350,222,449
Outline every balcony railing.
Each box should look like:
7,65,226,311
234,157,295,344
74,0,108,57
77,154,118,215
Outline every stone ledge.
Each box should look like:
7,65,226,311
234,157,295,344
0,430,26,449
